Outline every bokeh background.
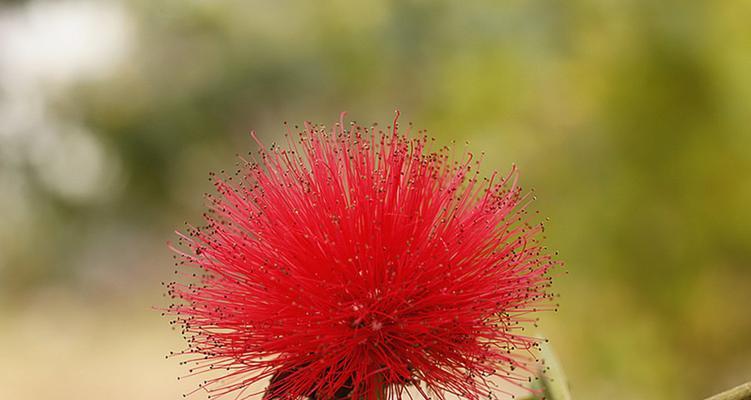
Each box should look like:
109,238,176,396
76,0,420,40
1,1,749,399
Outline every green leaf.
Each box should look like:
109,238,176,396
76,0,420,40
537,339,572,400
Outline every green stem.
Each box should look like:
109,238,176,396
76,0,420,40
704,382,751,400
375,375,386,400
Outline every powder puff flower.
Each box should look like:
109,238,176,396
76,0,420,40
166,113,559,400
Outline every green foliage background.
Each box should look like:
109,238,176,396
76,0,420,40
1,1,749,399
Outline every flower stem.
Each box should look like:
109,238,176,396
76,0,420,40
375,374,386,400
704,382,751,400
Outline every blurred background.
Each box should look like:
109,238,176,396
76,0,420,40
1,0,749,399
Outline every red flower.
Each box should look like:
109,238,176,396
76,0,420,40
167,113,558,400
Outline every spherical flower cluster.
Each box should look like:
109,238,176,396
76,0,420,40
166,113,558,400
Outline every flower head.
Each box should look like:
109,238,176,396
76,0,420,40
167,113,558,399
